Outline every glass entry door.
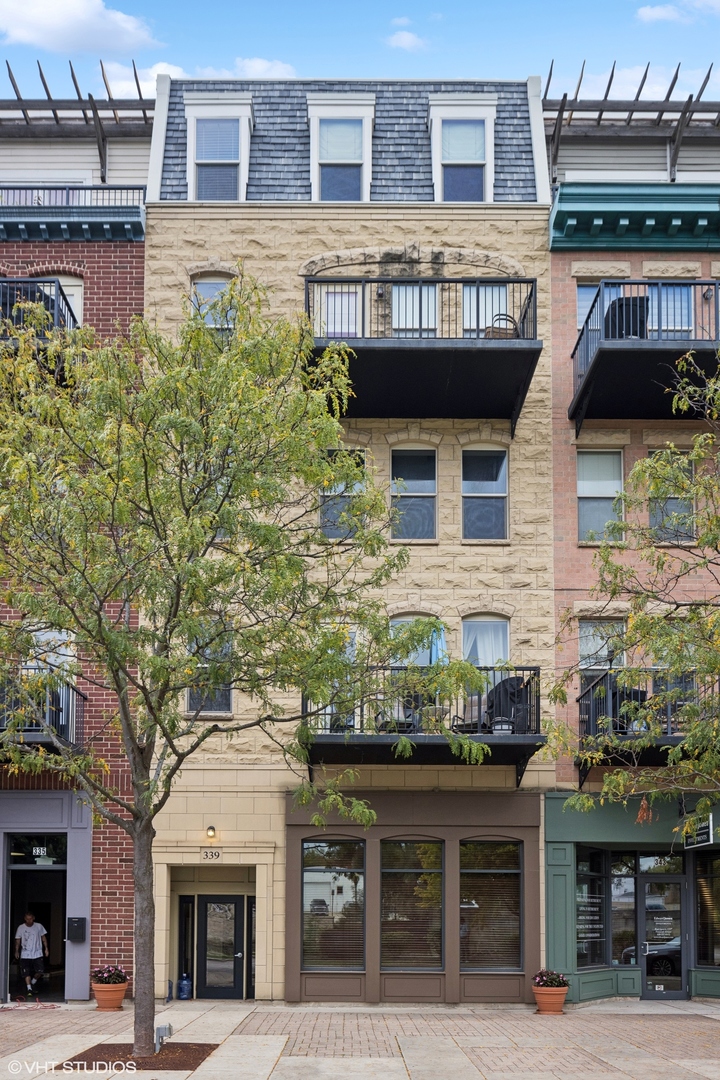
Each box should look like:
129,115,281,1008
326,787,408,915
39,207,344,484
196,895,244,998
638,878,687,999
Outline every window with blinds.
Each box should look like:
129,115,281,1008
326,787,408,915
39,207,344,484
196,118,240,201
459,842,521,970
696,854,720,968
381,840,443,970
302,840,365,970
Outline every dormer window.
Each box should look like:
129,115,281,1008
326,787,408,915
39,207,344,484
307,94,375,202
428,94,496,203
319,119,363,201
184,93,254,202
196,119,240,200
442,120,485,202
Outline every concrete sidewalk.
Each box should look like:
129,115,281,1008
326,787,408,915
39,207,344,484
2,998,720,1078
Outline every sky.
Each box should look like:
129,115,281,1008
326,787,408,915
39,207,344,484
1,0,720,102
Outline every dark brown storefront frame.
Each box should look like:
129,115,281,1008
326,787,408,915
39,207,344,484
286,791,541,1004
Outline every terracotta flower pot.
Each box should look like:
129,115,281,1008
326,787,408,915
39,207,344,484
532,985,568,1014
92,980,128,1011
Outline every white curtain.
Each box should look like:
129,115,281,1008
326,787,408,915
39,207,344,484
462,620,509,666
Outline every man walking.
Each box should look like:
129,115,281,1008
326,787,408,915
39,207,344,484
15,912,49,996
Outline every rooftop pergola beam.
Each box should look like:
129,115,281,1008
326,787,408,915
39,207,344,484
550,92,567,184
69,61,90,124
656,63,681,125
88,94,108,183
37,62,59,124
6,63,29,124
626,62,650,125
543,98,720,114
670,94,694,180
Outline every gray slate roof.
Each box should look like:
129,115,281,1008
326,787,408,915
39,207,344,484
161,80,536,202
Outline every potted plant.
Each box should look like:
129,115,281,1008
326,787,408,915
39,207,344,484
91,965,128,1011
531,969,570,1014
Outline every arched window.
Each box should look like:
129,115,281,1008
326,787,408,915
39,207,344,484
462,616,509,667
191,277,234,326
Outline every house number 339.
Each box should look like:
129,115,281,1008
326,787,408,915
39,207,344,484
201,848,222,861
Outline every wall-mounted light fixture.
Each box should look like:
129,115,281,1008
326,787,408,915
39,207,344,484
206,825,216,839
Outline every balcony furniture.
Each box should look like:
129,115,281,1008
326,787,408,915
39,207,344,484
484,313,519,339
451,692,482,735
603,296,649,340
486,675,532,734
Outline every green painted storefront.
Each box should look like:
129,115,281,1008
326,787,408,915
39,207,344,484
545,792,720,1002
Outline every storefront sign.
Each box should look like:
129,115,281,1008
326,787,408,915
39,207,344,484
684,814,714,849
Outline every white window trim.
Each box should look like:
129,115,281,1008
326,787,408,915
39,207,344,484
184,93,254,203
428,94,497,204
307,93,375,203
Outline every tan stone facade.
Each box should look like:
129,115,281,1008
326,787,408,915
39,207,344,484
145,202,554,1000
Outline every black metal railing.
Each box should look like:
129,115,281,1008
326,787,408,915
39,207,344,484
573,280,720,387
0,680,86,745
305,277,537,341
0,185,146,208
0,278,77,330
578,669,719,739
305,665,541,737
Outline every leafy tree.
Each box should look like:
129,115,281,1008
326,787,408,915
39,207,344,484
552,354,720,836
0,277,478,1054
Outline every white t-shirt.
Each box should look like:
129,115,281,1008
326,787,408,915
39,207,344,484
15,923,47,959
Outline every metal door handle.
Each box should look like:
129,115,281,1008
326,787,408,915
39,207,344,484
234,952,243,957
641,942,649,955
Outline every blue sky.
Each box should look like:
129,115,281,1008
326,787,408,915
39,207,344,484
1,0,719,101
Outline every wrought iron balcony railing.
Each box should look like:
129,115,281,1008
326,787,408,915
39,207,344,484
0,277,77,331
305,665,541,737
0,680,86,746
306,277,537,342
572,280,720,388
0,185,146,207
577,669,717,739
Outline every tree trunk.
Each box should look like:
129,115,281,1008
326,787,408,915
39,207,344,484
132,815,157,1057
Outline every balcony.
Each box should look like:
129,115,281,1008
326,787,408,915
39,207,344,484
305,665,544,786
576,669,709,786
570,280,720,434
0,278,77,331
0,185,146,241
306,277,542,432
0,680,86,747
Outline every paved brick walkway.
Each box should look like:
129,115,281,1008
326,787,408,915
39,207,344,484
2,1000,720,1078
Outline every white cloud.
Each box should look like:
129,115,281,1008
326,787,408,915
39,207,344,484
0,0,157,52
428,11,444,19
391,16,411,24
637,4,686,20
637,0,720,17
196,57,296,79
103,61,188,98
385,30,427,51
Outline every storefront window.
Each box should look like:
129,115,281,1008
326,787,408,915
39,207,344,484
611,852,636,965
576,846,606,967
696,854,720,968
459,842,521,970
302,840,364,970
381,841,443,970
